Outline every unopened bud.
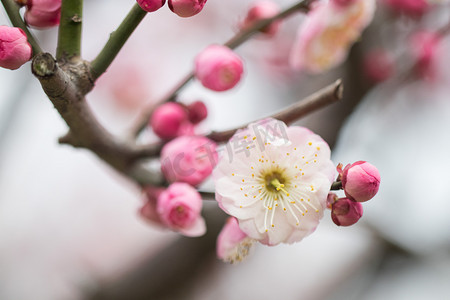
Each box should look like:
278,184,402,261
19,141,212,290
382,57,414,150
137,0,166,12
363,49,395,83
157,183,206,237
0,26,32,70
240,1,281,36
150,102,189,140
331,198,363,226
187,101,208,124
342,161,380,202
195,45,244,92
25,0,61,28
168,0,207,18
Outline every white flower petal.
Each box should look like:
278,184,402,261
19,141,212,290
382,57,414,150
213,119,335,246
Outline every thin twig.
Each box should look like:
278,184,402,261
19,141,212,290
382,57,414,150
56,0,83,60
225,0,315,49
90,3,147,80
131,79,343,161
1,0,42,55
331,181,343,190
129,0,317,138
207,79,344,142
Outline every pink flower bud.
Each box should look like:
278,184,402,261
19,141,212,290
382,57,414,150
342,161,380,202
187,101,208,124
240,1,281,36
136,0,166,12
363,49,395,83
157,182,206,237
217,217,254,263
331,198,363,226
25,0,61,28
195,45,244,92
168,0,207,18
161,135,218,186
0,26,32,70
409,30,441,80
150,102,189,140
383,0,429,17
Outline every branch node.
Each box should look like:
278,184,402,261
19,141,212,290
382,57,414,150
58,131,82,147
71,14,82,23
31,53,57,78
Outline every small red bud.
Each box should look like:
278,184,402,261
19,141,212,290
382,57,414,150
331,198,363,226
150,102,189,140
168,0,207,18
187,101,208,124
136,0,166,13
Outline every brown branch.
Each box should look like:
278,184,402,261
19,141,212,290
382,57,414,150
207,79,344,142
128,0,317,138
32,53,165,186
127,79,343,162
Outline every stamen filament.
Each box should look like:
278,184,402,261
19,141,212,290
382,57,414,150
270,178,290,196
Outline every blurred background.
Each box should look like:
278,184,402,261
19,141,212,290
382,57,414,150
1,0,450,299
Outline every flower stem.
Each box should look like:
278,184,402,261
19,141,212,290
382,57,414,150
129,0,317,138
56,0,83,60
0,0,42,55
331,181,343,190
90,3,147,80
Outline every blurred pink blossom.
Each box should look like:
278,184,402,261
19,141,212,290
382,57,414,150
290,0,376,73
409,30,441,80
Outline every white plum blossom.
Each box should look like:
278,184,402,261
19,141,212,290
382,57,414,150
213,119,335,246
